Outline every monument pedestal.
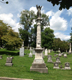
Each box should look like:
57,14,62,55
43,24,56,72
30,48,48,73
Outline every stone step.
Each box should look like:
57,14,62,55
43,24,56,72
0,77,33,80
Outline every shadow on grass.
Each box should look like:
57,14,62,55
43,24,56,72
0,49,19,56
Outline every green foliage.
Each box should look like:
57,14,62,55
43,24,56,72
30,13,50,47
47,0,72,10
52,38,69,52
19,10,35,46
0,20,10,47
18,28,29,46
1,29,23,50
41,27,55,49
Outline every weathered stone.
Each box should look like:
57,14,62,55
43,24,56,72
45,48,48,56
69,43,72,54
58,48,61,53
0,77,33,80
5,57,13,66
30,5,48,73
60,65,63,69
29,47,33,57
64,54,67,58
48,49,50,53
58,53,62,57
53,62,59,69
32,48,35,55
47,55,53,63
19,47,24,57
64,62,71,70
0,55,2,59
56,57,61,63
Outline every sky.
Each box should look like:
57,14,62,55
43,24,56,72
0,0,72,41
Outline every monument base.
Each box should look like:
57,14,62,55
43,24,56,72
30,61,48,73
5,63,13,66
47,60,53,63
53,67,59,69
30,47,48,73
64,67,71,70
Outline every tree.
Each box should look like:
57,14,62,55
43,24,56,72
52,38,69,52
19,10,35,46
0,20,10,47
2,28,23,50
41,27,55,49
52,38,61,51
0,0,8,4
47,0,72,10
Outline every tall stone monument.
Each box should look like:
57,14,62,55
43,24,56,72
69,43,71,54
30,5,48,73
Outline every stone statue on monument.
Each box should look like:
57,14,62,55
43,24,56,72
36,5,42,18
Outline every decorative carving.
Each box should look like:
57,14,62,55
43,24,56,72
36,5,42,18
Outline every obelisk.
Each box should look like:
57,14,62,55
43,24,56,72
69,43,72,54
30,5,48,73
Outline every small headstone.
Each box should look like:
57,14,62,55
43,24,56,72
58,48,61,53
45,48,48,56
29,47,32,57
54,54,56,57
58,53,62,57
48,49,51,53
19,47,24,56
64,62,71,70
0,55,2,59
60,65,63,69
53,62,59,69
56,57,61,63
64,54,67,58
47,55,53,63
5,57,13,66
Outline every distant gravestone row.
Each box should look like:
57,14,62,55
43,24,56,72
53,62,71,70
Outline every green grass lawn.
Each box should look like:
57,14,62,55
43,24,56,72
0,49,72,80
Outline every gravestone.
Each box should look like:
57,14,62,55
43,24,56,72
58,53,62,57
60,65,63,69
54,54,57,57
20,47,24,56
58,48,61,53
56,57,61,63
45,48,48,56
69,43,71,54
29,47,32,57
0,55,2,59
61,52,64,55
64,62,71,70
47,55,53,63
5,57,13,66
64,54,67,58
19,42,24,56
53,62,59,69
48,49,50,53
